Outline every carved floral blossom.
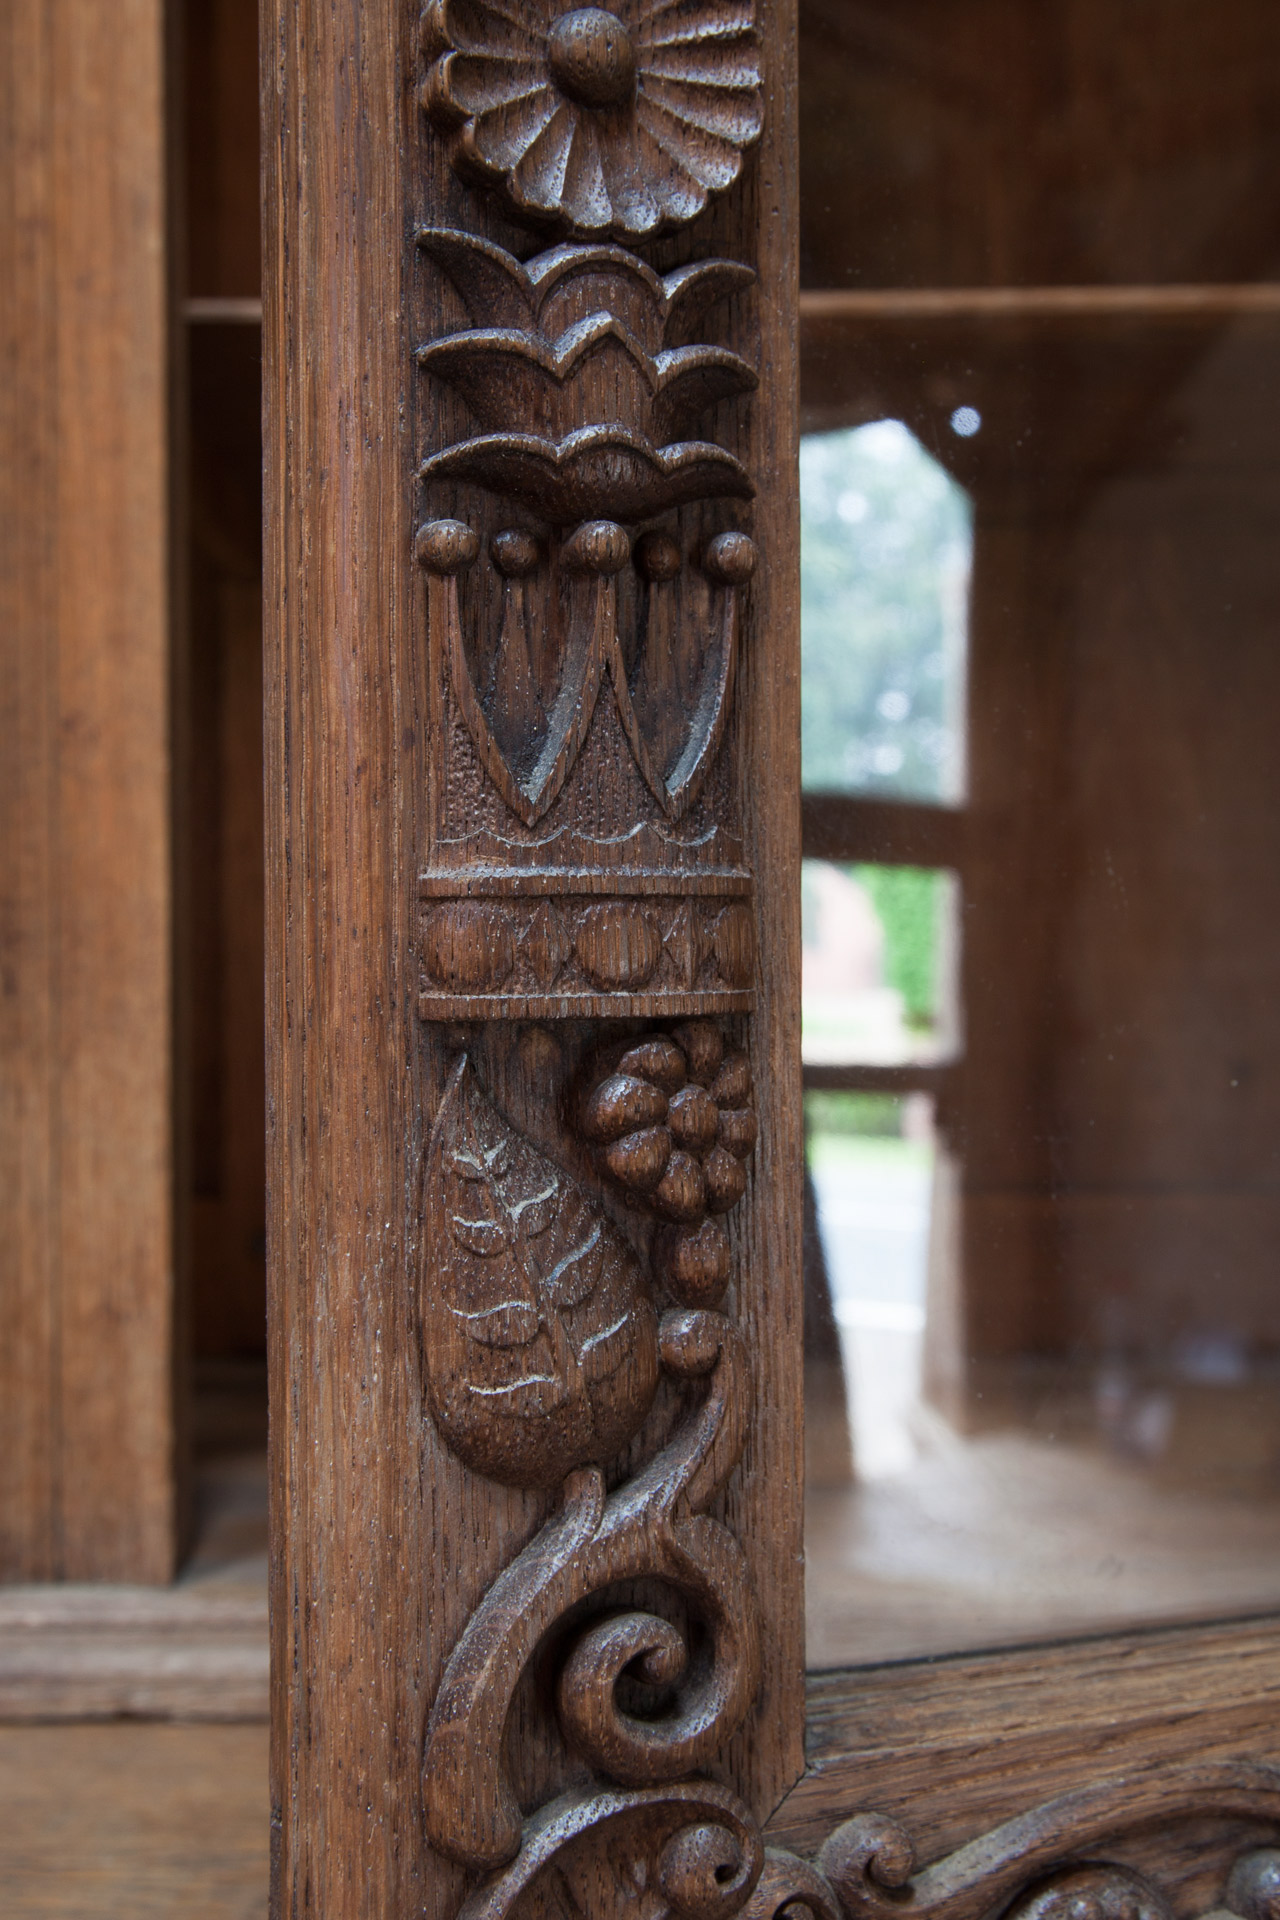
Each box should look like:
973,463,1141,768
421,0,763,238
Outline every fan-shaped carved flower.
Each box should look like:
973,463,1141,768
421,0,764,238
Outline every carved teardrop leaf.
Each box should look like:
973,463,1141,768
423,1058,660,1488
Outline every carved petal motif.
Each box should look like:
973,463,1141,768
420,0,764,240
419,324,756,447
422,1056,660,1488
418,230,755,348
426,540,747,827
418,232,756,523
425,429,751,523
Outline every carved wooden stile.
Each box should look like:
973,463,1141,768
408,0,800,1908
265,4,1280,1918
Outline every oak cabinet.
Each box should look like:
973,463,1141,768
4,5,1280,1918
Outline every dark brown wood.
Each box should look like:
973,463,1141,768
798,1,1280,294
801,796,963,871
184,0,260,300
802,1063,956,1098
264,0,801,1914
186,316,266,1361
0,0,177,1583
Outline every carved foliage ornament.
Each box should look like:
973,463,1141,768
418,510,754,831
447,1774,1280,1920
420,1040,761,1869
420,0,763,239
416,227,758,868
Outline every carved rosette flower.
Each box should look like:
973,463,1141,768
579,1020,757,1307
421,0,763,239
418,229,756,521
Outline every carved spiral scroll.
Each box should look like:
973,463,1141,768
819,1764,1280,1920
1005,1869,1171,1920
422,1306,760,1870
457,1782,764,1920
740,1850,844,1920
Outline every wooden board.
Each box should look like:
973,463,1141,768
773,1619,1280,1904
0,1722,268,1920
0,0,176,1583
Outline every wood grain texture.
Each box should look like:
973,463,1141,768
0,1581,268,1721
0,1722,268,1920
773,1620,1280,1864
0,0,176,1582
797,0,1280,293
264,0,801,1914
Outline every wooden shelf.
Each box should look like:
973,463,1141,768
800,284,1280,322
182,295,263,324
802,1061,956,1096
802,793,963,868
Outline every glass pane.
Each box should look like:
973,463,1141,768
802,861,959,1064
801,424,971,800
800,3,1280,1664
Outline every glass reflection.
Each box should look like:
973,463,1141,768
800,423,971,802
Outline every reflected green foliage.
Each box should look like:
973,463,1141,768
805,1091,903,1138
801,421,971,799
854,865,941,1025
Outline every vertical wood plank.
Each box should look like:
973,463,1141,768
0,0,175,1582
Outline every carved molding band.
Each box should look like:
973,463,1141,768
413,0,770,1905
814,1765,1280,1920
418,890,754,1017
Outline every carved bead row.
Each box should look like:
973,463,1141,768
419,895,754,1008
418,515,756,585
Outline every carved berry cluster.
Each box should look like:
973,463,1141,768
579,1021,756,1308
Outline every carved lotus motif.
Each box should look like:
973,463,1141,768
423,1056,660,1488
420,0,764,239
418,231,756,521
